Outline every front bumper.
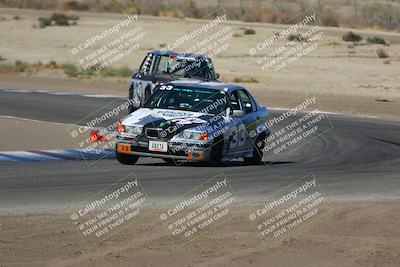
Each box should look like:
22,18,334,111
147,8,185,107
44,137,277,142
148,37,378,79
116,138,211,161
130,98,141,108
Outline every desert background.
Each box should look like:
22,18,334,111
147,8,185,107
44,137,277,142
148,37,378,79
0,1,399,266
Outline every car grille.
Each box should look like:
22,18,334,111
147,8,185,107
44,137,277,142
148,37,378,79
145,128,162,139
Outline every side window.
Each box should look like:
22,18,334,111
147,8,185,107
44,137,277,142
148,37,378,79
229,91,241,110
140,53,153,75
238,90,254,113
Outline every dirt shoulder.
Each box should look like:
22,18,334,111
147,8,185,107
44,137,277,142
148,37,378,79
0,201,399,267
0,8,399,117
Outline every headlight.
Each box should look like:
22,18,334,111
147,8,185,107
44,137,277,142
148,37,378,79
117,123,125,133
125,125,143,135
172,130,208,141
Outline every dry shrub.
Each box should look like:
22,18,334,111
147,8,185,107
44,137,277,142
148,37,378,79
287,34,307,42
244,8,276,23
320,8,340,27
376,48,389,58
45,60,60,69
243,8,294,24
38,17,52,28
62,1,88,11
159,10,185,19
233,77,258,83
50,13,69,26
367,36,387,45
104,0,126,13
243,28,256,35
342,31,362,42
383,59,391,64
361,2,400,31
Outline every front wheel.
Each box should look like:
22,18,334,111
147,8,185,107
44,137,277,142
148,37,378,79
116,152,139,165
129,104,138,114
209,136,223,165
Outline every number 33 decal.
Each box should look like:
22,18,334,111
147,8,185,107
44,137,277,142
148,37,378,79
159,85,173,90
229,124,246,149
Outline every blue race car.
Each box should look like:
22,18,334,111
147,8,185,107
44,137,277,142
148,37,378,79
117,80,270,165
128,51,219,113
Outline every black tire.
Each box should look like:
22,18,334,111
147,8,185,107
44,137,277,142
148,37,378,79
128,83,136,114
143,87,151,104
209,136,223,165
116,152,139,165
162,158,176,165
244,132,266,165
129,103,137,114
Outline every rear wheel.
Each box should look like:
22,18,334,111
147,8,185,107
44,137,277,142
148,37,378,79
162,158,176,165
116,152,139,165
244,132,266,165
128,84,136,114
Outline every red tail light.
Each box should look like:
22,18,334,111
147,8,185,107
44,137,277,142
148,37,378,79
90,131,108,142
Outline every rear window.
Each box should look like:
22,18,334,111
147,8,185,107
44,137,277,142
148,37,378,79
144,86,228,114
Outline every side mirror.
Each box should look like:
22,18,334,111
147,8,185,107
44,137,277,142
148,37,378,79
232,110,245,118
215,73,220,79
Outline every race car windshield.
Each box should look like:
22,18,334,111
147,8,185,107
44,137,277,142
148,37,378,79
152,55,215,80
143,86,228,114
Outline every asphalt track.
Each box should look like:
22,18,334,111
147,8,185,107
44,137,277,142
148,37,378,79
0,89,399,214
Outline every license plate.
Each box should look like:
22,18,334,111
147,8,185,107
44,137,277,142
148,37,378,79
149,141,168,152
118,144,131,153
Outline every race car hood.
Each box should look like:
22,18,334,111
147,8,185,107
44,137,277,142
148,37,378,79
122,108,229,139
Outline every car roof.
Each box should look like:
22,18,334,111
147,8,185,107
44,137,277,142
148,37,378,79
168,80,245,94
149,50,211,60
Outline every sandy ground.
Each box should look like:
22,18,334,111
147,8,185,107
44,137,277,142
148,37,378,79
0,8,399,101
0,8,399,124
0,201,399,267
0,9,399,266
0,117,78,150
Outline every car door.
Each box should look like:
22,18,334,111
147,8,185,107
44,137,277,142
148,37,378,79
236,89,258,151
225,90,249,154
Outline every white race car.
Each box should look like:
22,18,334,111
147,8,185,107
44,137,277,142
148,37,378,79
116,80,270,165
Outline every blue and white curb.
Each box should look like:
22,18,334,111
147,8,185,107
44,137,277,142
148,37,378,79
0,149,116,163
